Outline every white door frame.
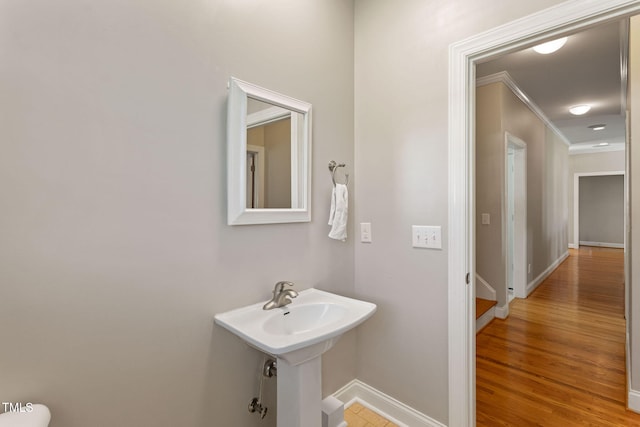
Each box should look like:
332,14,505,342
573,170,625,248
447,1,640,425
505,133,527,299
246,144,266,208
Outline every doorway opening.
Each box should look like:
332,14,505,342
573,171,625,249
505,133,527,300
447,2,640,426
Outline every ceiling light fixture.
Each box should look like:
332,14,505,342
533,37,568,54
592,142,610,147
569,104,591,115
588,124,606,131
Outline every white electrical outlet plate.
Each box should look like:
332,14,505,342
360,223,372,243
412,225,442,249
481,213,490,225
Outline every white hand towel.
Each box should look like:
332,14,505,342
328,183,348,241
328,187,337,226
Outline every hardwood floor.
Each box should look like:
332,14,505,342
477,298,497,319
476,247,640,426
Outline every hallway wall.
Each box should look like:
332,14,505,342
476,81,568,309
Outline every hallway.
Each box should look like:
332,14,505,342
476,247,640,426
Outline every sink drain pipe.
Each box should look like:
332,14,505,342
248,358,277,419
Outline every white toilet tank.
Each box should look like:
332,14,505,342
0,404,50,427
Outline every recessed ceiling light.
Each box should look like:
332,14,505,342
588,124,606,131
569,104,591,115
533,37,568,54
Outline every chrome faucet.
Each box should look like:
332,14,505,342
263,281,298,310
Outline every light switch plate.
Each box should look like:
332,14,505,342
360,223,372,243
412,225,442,249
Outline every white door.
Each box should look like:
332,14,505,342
506,133,527,299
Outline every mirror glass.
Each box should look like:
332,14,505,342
227,78,312,225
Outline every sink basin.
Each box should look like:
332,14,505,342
262,302,348,335
214,288,376,365
215,288,376,427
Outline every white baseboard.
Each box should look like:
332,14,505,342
526,251,569,297
579,241,624,249
629,389,640,414
627,334,638,413
475,274,496,300
476,307,495,333
568,243,578,249
494,303,509,319
332,379,446,427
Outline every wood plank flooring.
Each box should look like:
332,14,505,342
477,298,497,319
476,247,640,426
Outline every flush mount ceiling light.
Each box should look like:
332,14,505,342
569,104,591,115
533,37,568,54
588,124,606,131
592,142,610,147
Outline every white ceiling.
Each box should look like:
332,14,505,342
476,20,627,154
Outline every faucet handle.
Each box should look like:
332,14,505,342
273,281,294,293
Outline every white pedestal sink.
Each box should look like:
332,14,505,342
214,288,376,427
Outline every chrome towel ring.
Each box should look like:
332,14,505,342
328,160,349,186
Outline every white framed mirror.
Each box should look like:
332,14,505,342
227,77,312,225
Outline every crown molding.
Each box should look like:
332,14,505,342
476,71,571,147
568,144,625,155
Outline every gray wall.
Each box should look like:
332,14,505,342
476,83,504,302
0,1,355,426
475,82,569,313
579,175,624,245
5,1,627,426
568,151,625,244
353,0,566,424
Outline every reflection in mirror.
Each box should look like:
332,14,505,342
227,77,312,225
246,99,293,209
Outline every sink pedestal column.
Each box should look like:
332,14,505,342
276,356,321,427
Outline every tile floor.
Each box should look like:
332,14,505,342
344,402,400,427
